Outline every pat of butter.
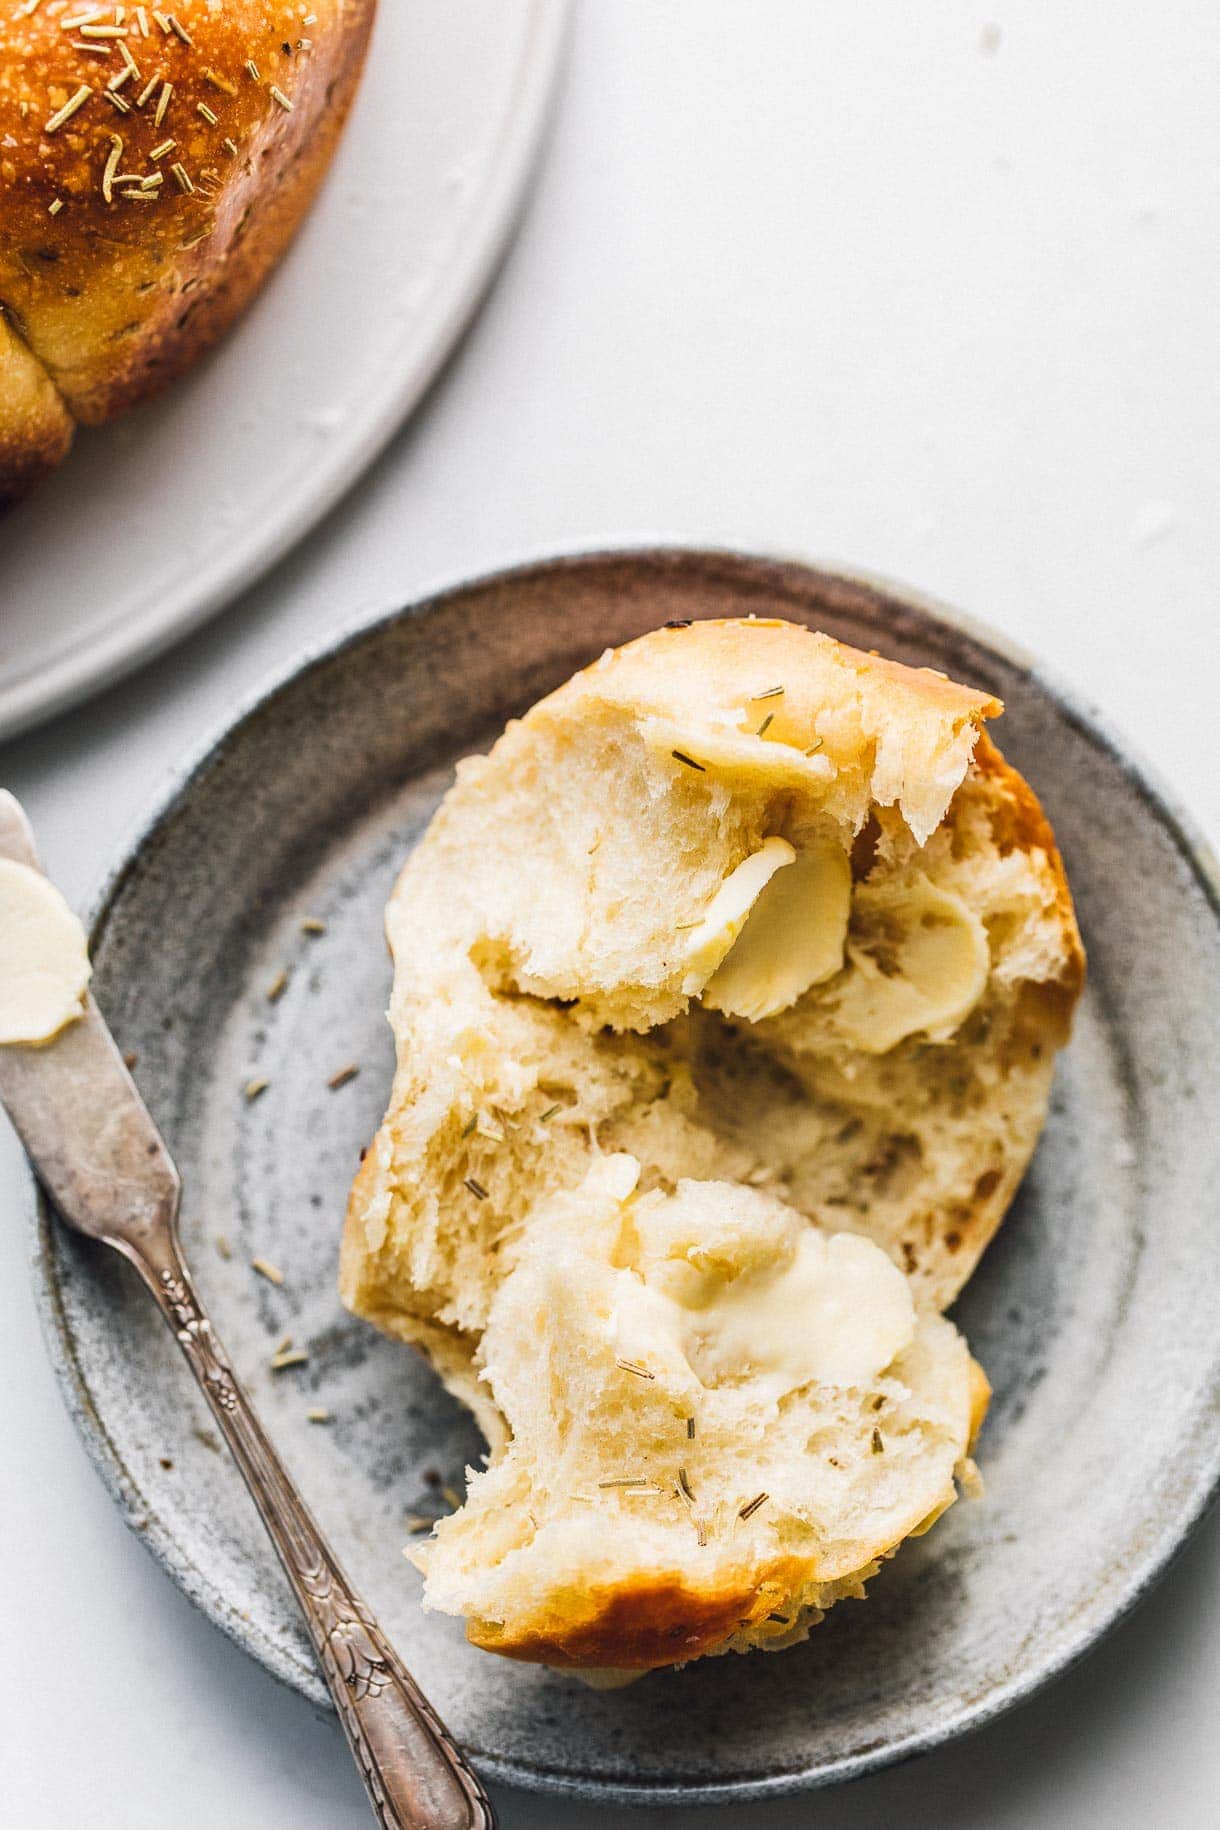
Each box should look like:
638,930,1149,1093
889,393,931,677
670,1228,915,1394
680,837,795,991
704,837,851,1022
831,874,989,1052
613,1181,916,1397
0,858,91,1045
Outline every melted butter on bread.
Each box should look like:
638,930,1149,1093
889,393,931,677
614,1173,916,1397
832,874,990,1052
680,837,796,990
703,837,851,1022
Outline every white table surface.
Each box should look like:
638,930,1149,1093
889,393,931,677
2,5,1217,1826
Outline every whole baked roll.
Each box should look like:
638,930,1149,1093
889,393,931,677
0,1,375,501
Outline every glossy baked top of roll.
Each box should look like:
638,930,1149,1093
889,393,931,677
0,1,374,494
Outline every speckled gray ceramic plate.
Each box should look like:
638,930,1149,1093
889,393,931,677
29,551,1220,1806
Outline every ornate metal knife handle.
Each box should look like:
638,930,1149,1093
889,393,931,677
119,1222,494,1830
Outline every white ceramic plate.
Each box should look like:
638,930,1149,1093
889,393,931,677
0,0,568,742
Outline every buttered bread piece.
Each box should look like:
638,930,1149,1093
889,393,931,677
414,1160,985,1673
342,616,1082,1672
604,1159,916,1397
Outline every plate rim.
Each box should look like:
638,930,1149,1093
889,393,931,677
0,0,572,745
25,546,1220,1805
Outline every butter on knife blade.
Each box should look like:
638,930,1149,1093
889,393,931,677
0,857,91,1045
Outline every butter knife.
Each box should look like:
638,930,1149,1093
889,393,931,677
0,792,493,1830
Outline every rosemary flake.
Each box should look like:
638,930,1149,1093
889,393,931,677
269,1348,309,1372
45,84,93,133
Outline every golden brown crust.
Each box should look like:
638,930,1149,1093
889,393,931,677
466,1556,814,1671
0,1,374,491
0,306,74,502
972,729,1087,1025
967,1356,991,1451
